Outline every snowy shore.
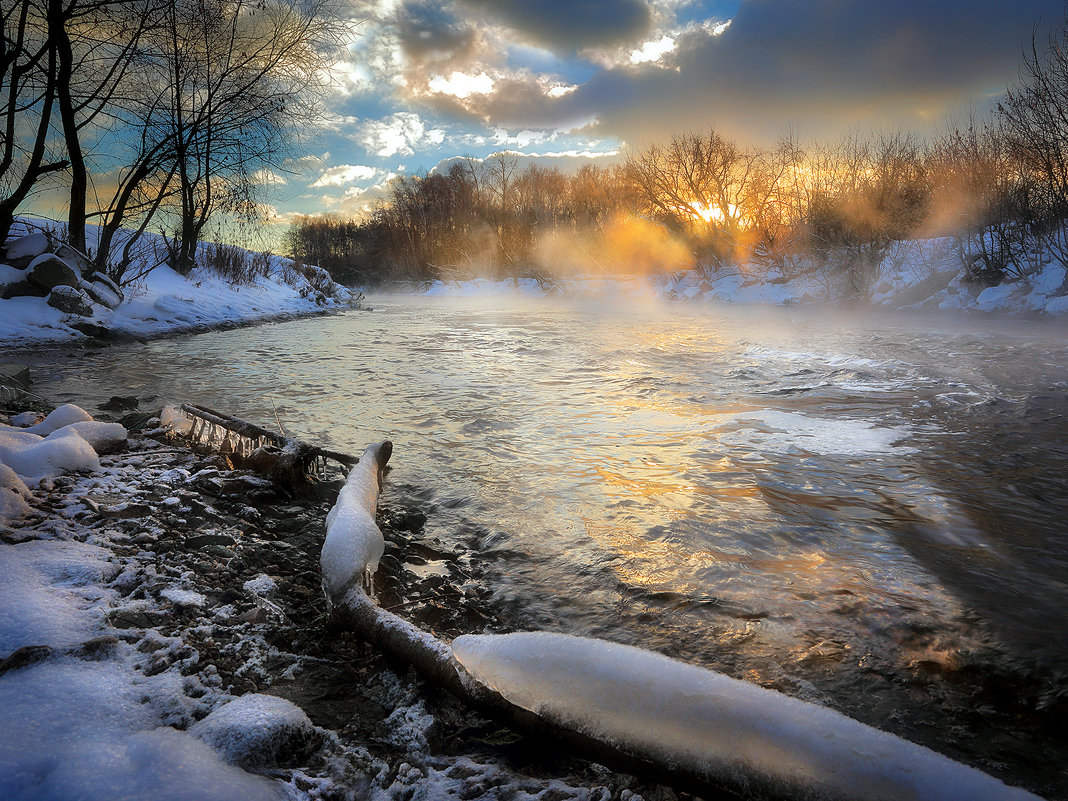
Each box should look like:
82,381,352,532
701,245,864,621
0,224,355,349
415,236,1068,316
0,398,674,801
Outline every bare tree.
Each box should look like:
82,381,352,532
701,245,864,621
0,0,67,242
999,15,1068,264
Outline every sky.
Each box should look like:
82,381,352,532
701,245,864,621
267,0,1065,224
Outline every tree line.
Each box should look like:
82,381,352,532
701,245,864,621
289,16,1068,294
1,0,344,282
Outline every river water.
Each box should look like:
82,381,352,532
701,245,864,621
19,295,1068,794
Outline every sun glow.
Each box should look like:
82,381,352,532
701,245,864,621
690,201,732,224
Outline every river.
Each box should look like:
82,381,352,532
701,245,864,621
18,294,1068,794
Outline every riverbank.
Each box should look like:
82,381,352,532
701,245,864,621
0,393,674,801
0,223,357,349
411,236,1068,316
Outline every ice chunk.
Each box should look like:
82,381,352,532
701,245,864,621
24,403,94,436
0,425,100,483
159,405,193,436
320,441,392,599
452,632,1041,801
189,693,319,769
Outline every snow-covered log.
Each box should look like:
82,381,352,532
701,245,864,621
321,441,392,599
322,444,1045,801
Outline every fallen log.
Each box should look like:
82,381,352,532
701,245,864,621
163,403,360,487
325,442,1045,801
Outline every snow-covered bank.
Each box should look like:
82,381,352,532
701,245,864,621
0,398,665,801
0,223,354,348
414,236,1068,315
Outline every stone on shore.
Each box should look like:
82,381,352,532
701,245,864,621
27,254,79,294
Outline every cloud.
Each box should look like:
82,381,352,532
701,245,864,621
429,71,496,98
458,0,654,52
566,0,1064,144
359,112,447,157
630,35,676,64
310,164,381,187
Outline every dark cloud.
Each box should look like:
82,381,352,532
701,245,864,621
571,0,1065,143
433,0,1063,146
458,0,654,52
393,2,483,68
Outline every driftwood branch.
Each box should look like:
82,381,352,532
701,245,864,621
176,403,360,487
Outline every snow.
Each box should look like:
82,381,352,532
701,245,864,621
61,420,128,453
0,660,287,801
24,403,94,435
0,539,115,653
160,587,207,607
451,631,1042,801
320,441,391,599
189,693,318,769
242,573,277,596
3,232,48,260
0,425,101,486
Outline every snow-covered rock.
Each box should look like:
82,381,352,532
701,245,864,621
0,461,32,523
27,253,79,293
61,420,128,454
190,693,320,769
3,232,49,264
452,631,1042,801
0,426,100,485
24,404,94,436
46,285,94,316
320,441,392,600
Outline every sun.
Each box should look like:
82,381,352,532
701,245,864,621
690,201,728,224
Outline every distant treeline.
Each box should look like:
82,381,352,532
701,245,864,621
289,16,1068,294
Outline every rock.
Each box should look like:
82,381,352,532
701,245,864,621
0,644,53,676
70,321,111,339
3,232,49,267
99,395,139,412
27,254,79,293
53,243,93,275
1,279,43,299
81,277,122,309
0,363,30,388
46,285,94,316
189,693,322,769
89,270,123,299
186,533,236,548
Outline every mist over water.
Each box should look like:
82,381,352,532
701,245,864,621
22,295,1068,792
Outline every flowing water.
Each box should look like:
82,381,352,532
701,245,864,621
17,295,1068,794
